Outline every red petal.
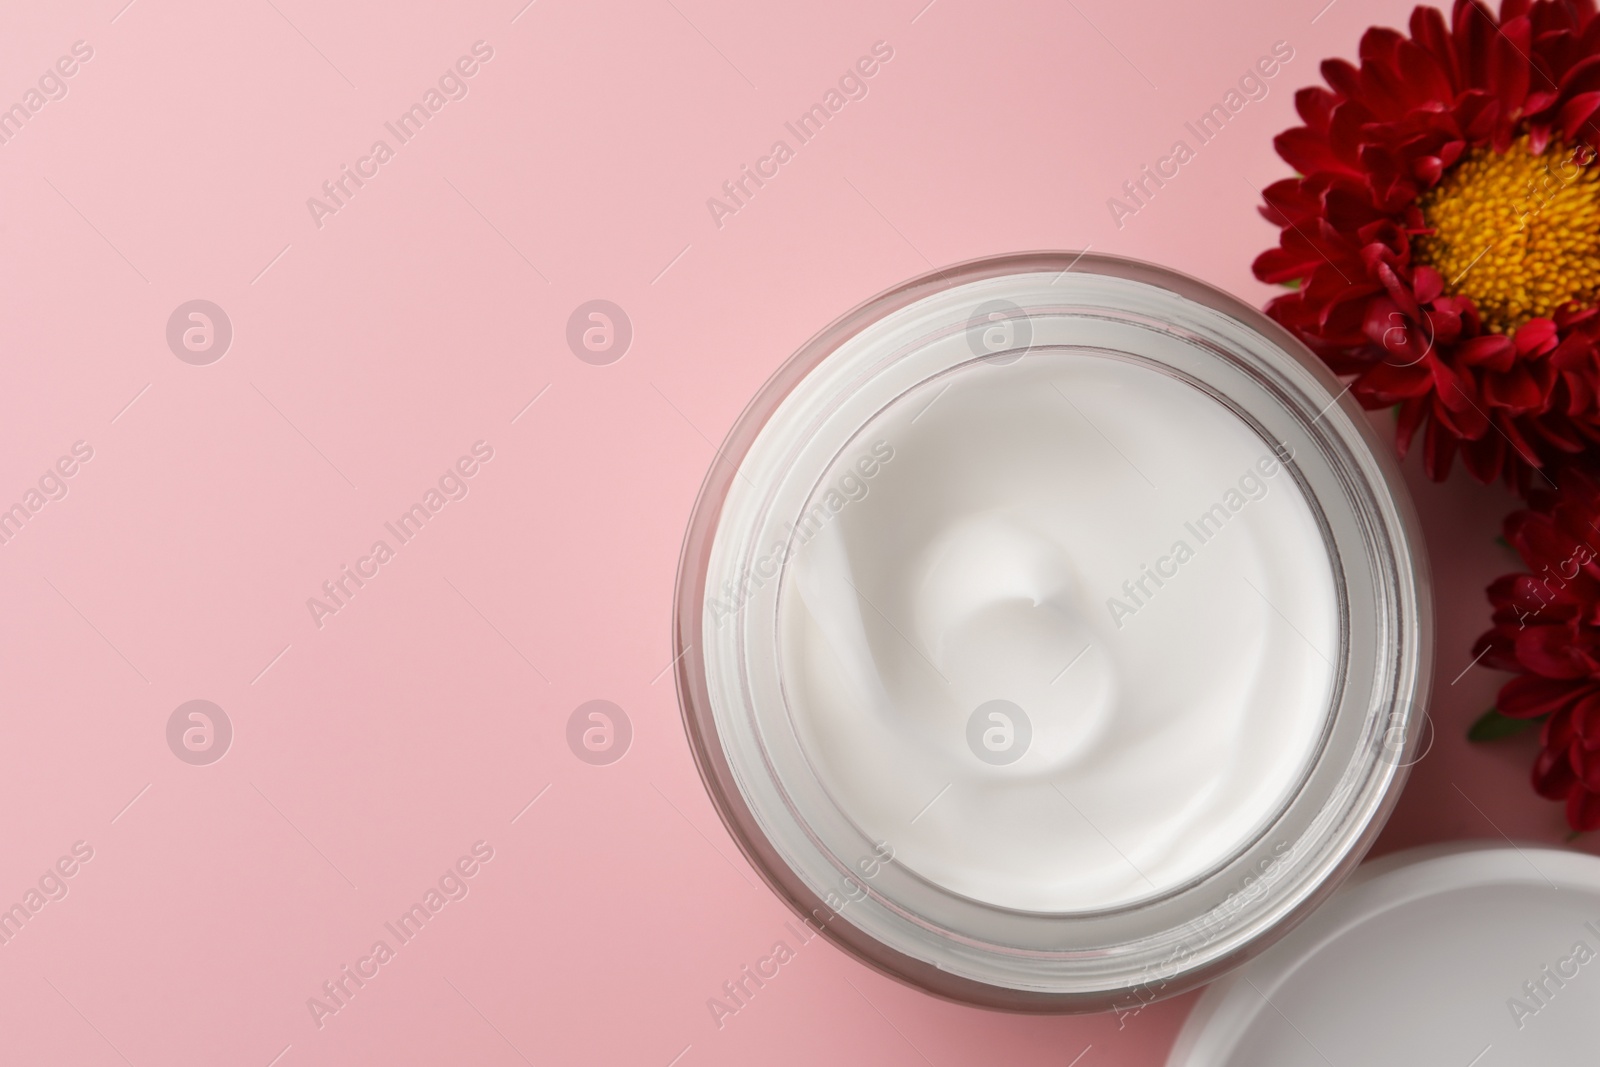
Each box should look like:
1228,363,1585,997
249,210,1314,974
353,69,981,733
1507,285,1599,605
1516,624,1597,678
1489,15,1533,116
1535,743,1579,798
1548,705,1579,751
1414,267,1445,305
1321,57,1363,102
1458,335,1516,370
1515,318,1560,355
1423,411,1459,479
1395,396,1429,456
1460,432,1506,482
1568,786,1600,830
1275,127,1360,177
1413,155,1445,184
1395,37,1456,104
1561,90,1600,139
1482,365,1545,410
1575,690,1600,748
1410,6,1459,88
1500,675,1594,717
1295,86,1340,132
1455,1,1498,92
1253,246,1318,285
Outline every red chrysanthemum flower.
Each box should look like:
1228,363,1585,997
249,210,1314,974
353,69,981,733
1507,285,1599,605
1253,0,1600,489
1474,464,1600,829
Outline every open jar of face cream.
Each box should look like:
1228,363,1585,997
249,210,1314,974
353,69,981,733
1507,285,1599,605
672,253,1431,1012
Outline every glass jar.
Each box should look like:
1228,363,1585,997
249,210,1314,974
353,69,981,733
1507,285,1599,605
671,252,1431,1012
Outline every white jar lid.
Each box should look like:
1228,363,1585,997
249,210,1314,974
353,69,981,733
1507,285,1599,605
1169,844,1600,1066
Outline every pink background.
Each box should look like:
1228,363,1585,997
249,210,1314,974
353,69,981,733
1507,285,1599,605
0,0,1572,1063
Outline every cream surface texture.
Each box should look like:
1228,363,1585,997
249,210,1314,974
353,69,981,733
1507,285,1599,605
776,351,1339,912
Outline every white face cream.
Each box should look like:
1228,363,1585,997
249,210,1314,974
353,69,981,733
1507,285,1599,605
780,352,1338,912
676,255,1429,1011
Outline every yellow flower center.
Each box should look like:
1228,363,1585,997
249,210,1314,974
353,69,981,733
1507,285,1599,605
1413,135,1600,333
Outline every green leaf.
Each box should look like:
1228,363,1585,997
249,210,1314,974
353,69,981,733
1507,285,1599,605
1468,707,1536,742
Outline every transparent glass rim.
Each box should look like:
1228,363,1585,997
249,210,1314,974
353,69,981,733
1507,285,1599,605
670,252,1433,1013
